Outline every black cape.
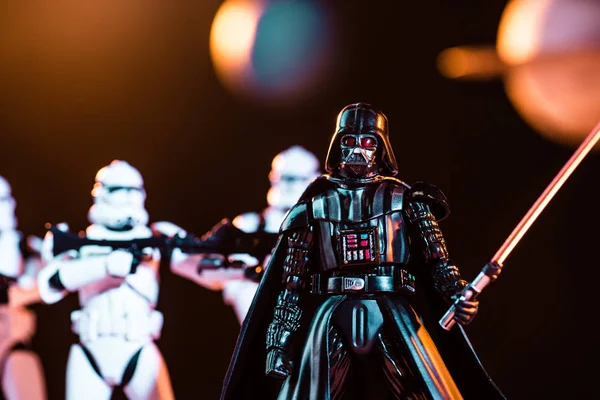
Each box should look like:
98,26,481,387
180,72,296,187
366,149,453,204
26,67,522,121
221,177,506,400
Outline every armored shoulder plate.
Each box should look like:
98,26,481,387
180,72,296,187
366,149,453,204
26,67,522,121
280,203,310,233
297,175,335,203
406,181,450,221
279,176,335,233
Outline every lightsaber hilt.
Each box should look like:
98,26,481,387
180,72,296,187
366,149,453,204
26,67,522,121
439,260,502,330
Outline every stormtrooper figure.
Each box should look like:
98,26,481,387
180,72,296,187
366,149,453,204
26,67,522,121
153,146,320,324
0,175,47,400
37,161,174,400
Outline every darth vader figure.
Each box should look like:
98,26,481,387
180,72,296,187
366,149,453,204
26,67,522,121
221,103,505,400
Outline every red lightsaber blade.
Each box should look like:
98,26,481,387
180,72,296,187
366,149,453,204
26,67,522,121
440,121,600,330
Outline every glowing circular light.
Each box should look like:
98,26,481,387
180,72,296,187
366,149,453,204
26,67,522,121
496,0,600,145
209,0,334,105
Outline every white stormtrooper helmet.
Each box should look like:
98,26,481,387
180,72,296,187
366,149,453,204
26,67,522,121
267,146,320,210
0,176,17,231
87,160,149,230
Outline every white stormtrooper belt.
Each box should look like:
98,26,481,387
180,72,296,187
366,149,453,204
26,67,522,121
71,309,163,342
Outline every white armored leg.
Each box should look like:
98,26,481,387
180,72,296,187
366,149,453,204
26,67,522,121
123,343,174,400
65,344,112,400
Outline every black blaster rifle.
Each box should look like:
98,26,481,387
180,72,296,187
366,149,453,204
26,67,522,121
49,219,277,278
194,218,278,282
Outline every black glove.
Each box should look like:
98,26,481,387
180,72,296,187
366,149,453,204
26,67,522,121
265,348,292,379
451,290,479,325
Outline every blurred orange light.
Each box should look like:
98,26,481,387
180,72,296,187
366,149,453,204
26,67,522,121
437,0,600,147
437,46,504,80
208,0,334,106
210,0,262,90
505,52,600,146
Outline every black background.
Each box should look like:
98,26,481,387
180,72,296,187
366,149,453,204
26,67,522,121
0,0,598,399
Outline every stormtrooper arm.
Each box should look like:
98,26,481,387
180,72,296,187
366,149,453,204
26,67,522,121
52,255,111,290
38,249,136,305
9,255,44,308
150,221,208,285
15,235,44,289
222,279,259,324
171,249,248,291
185,213,260,291
16,256,41,290
38,253,109,304
152,221,248,291
0,230,23,278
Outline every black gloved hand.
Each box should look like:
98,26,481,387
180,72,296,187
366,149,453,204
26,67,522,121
266,348,292,379
451,290,479,325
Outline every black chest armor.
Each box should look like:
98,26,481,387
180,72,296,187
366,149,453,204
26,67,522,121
309,180,410,272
